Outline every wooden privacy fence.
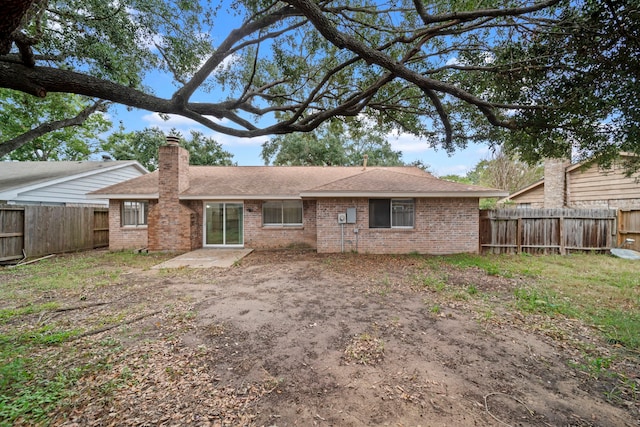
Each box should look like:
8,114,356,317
479,208,620,255
0,206,109,262
618,209,640,251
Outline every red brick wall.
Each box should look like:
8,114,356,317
108,200,149,250
242,200,317,249
148,143,196,252
315,197,480,254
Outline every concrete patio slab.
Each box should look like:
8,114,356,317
151,248,253,269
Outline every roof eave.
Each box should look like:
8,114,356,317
87,193,159,199
299,191,508,198
180,194,301,200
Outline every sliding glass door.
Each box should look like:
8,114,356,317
205,202,243,246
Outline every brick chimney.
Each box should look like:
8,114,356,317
543,157,569,208
148,135,196,251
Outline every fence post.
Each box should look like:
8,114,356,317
516,217,522,254
559,214,565,255
617,209,623,247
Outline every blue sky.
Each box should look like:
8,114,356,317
103,4,493,178
108,104,490,177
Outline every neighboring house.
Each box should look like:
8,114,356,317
91,137,507,254
0,160,148,206
501,155,640,209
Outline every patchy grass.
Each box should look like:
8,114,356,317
0,250,174,426
438,253,640,351
0,249,638,424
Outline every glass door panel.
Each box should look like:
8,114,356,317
225,203,243,245
205,202,243,246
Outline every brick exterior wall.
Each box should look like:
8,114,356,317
315,197,480,254
107,143,482,254
543,158,569,208
241,200,317,249
148,142,197,252
108,199,148,250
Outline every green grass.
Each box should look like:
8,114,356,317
439,253,640,351
0,250,172,426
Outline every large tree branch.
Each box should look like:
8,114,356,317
0,100,106,157
286,0,517,129
413,0,562,25
0,0,36,55
173,4,300,106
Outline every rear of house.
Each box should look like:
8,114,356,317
92,137,506,254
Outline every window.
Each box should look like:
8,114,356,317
122,201,148,226
369,199,414,228
263,200,303,226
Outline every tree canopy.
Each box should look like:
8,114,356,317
1,0,638,170
261,121,403,166
0,89,110,160
103,127,234,171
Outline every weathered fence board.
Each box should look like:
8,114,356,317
480,208,617,254
618,209,640,251
0,207,25,261
0,206,109,260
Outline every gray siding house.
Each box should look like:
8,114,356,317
0,161,148,206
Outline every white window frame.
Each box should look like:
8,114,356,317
262,200,303,226
122,200,148,227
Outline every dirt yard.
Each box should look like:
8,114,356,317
20,250,637,426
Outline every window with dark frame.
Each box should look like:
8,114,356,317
122,201,148,226
262,200,303,226
369,199,414,228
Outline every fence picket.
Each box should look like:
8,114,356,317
0,206,109,259
479,208,623,254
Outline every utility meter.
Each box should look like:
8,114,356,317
337,213,347,224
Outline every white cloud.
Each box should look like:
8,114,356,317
140,112,267,147
433,164,471,177
388,132,433,153
446,57,460,66
216,133,269,148
141,112,232,129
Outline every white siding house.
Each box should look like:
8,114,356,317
0,161,148,206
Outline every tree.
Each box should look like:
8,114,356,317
261,121,403,166
0,0,638,171
0,89,110,160
465,148,543,193
103,127,234,171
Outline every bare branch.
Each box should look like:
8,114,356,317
413,0,562,25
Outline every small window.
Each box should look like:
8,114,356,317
369,199,414,228
122,201,148,226
263,200,303,226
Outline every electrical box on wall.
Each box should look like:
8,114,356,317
346,208,356,224
337,213,347,224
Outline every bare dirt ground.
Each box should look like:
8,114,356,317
37,250,638,426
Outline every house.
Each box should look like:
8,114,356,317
0,160,148,206
501,155,640,209
91,136,507,254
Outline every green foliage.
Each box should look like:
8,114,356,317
261,121,403,166
494,0,640,170
513,287,570,315
0,89,111,161
2,0,638,171
102,127,234,170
